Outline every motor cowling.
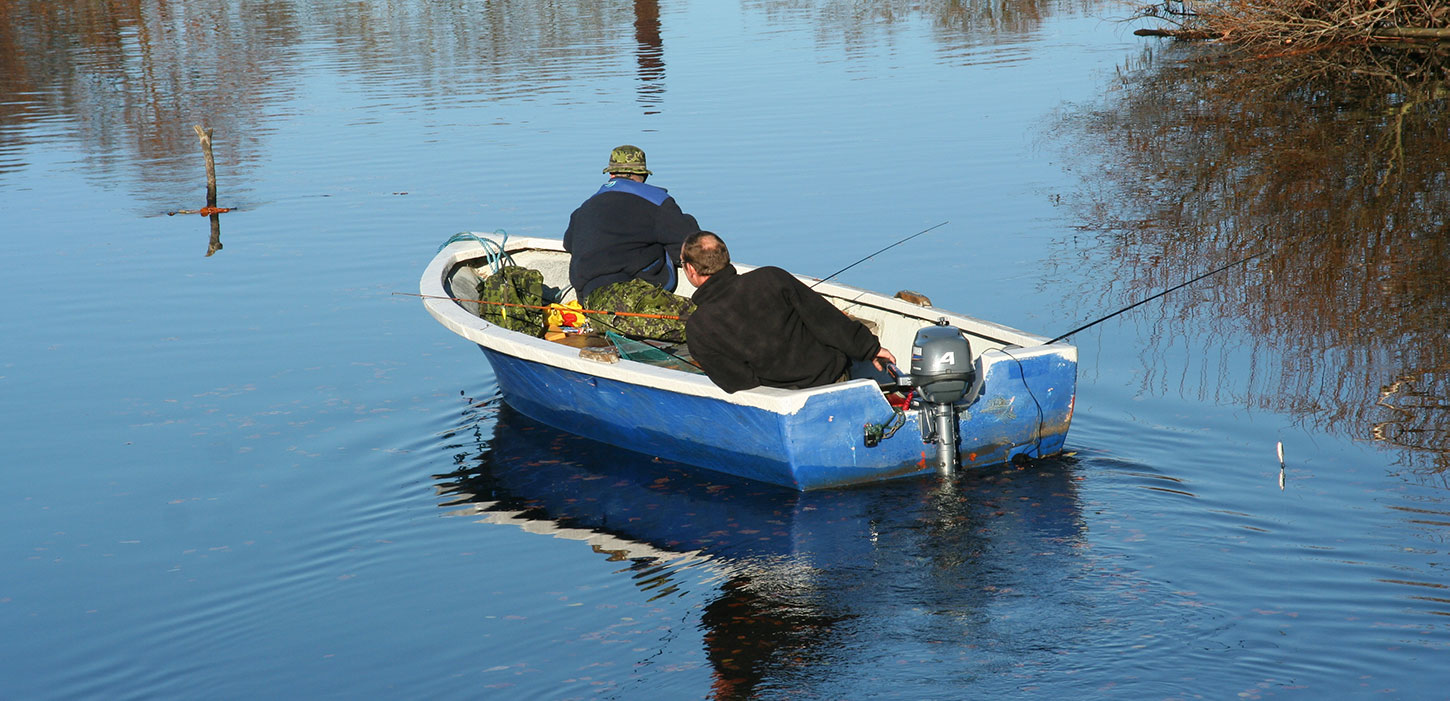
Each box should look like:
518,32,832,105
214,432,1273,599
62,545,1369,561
908,323,975,405
888,321,977,475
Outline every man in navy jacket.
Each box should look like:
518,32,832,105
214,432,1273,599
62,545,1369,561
564,145,699,340
682,231,897,393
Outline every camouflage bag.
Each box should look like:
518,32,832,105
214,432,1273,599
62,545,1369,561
583,278,694,343
475,266,547,337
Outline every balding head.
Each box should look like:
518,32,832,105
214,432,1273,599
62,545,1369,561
682,231,730,276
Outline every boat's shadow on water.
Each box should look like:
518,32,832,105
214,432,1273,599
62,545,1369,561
434,394,1093,696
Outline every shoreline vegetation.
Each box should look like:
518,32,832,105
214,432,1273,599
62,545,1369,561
1129,1,1449,52
1125,1,1447,104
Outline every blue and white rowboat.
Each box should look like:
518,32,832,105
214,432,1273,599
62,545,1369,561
421,236,1076,490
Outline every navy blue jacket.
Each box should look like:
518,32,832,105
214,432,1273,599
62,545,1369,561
563,178,700,300
686,264,882,393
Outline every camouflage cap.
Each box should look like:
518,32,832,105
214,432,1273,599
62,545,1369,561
603,144,652,175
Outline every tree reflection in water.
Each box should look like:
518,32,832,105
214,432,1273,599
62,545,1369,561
435,398,1087,698
1054,44,1450,477
0,0,665,252
632,0,665,114
0,0,642,195
746,0,1089,53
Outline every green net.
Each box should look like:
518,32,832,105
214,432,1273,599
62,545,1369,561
604,331,704,374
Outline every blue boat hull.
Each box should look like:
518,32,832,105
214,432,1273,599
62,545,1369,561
482,344,1074,491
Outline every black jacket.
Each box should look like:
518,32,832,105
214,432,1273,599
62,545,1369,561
563,178,699,300
686,265,882,393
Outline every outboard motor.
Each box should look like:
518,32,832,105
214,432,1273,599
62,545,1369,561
896,319,976,475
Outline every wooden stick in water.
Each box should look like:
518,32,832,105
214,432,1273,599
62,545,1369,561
194,124,217,208
167,127,233,217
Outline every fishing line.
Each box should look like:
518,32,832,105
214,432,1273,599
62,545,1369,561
998,348,1047,459
1046,251,1264,344
810,221,949,289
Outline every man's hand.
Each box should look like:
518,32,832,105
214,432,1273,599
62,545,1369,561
872,346,897,372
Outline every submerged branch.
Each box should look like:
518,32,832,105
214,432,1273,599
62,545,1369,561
1130,0,1450,53
1375,27,1450,41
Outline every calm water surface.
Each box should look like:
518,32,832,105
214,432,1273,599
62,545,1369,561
3,1,1447,699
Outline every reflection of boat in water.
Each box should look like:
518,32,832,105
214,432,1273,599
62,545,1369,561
437,400,1086,567
435,401,1089,698
435,402,883,568
421,236,1077,490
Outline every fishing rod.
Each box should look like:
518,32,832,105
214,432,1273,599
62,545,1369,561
396,292,684,320
397,292,702,368
809,220,949,289
1046,251,1263,344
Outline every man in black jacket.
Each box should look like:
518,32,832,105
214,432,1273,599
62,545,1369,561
563,145,698,341
682,231,897,393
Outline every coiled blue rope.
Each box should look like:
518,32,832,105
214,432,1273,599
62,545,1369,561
439,230,517,276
